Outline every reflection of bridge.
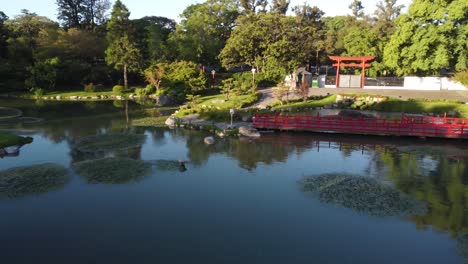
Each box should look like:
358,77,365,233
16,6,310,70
253,114,468,139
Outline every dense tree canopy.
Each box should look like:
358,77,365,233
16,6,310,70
170,0,239,66
384,0,468,76
1,0,467,93
56,0,110,30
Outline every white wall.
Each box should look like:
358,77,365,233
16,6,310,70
403,77,467,90
403,77,441,90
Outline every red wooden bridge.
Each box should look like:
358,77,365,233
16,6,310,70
253,113,468,139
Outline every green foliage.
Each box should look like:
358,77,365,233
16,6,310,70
0,163,69,198
186,94,202,107
33,88,44,97
112,85,124,94
106,0,132,43
132,16,176,62
159,61,208,99
384,0,468,75
105,35,142,89
220,13,303,75
169,0,239,65
221,78,235,100
25,57,60,90
454,70,468,87
83,82,95,93
56,0,110,29
144,63,164,90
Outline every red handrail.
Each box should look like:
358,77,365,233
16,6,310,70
253,113,468,139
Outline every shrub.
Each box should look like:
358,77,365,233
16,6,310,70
135,87,147,97
112,85,124,94
454,70,468,87
33,88,44,97
83,82,95,93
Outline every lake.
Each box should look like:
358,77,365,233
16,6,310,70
1,99,468,263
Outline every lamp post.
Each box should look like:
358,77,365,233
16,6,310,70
211,70,216,88
229,108,234,128
251,68,256,88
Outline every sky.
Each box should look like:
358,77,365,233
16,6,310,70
1,0,412,21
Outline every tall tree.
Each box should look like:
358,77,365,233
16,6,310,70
106,35,141,89
106,0,131,43
105,0,140,89
384,0,468,76
82,0,110,28
0,11,8,59
132,16,176,62
169,0,239,65
293,4,325,69
373,0,404,38
240,0,268,14
349,0,364,18
370,0,404,75
220,12,303,79
271,0,290,14
56,0,110,30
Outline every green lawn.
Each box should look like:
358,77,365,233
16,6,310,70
271,95,337,111
369,98,468,117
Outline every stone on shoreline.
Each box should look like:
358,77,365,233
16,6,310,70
239,126,260,138
165,117,177,127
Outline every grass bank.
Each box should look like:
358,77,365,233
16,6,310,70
369,98,468,117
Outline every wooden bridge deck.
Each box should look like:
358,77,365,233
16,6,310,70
253,114,468,139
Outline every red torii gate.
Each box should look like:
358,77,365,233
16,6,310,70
329,56,375,88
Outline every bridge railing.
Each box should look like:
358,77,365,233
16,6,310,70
253,113,468,138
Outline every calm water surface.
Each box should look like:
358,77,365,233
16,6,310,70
1,99,468,263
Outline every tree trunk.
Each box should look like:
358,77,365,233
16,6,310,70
123,63,128,90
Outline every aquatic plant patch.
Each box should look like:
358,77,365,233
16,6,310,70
74,133,146,152
0,163,69,198
302,174,427,217
73,157,152,184
0,132,33,148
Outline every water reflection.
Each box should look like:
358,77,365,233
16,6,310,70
3,99,468,262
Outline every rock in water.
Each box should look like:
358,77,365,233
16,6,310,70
239,126,260,138
165,117,177,127
204,136,215,145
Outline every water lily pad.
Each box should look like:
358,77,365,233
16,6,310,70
74,133,146,153
302,174,427,217
73,157,152,184
0,163,69,198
